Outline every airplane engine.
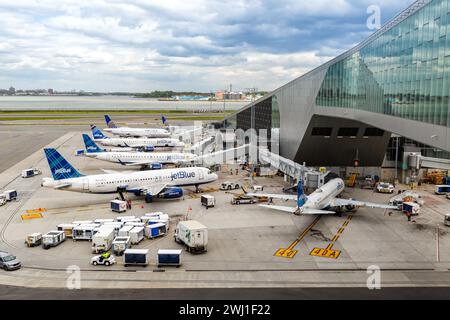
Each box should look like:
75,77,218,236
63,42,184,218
346,205,356,212
149,163,162,170
143,146,155,152
158,187,183,199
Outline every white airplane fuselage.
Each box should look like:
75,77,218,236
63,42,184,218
302,178,345,211
95,137,184,148
104,127,170,138
42,167,218,193
87,151,197,165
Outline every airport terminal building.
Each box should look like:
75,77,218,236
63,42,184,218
224,0,450,171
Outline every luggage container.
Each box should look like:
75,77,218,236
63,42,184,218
201,195,216,208
129,226,145,244
435,185,450,195
118,225,134,237
21,168,41,178
147,218,169,231
402,202,420,216
124,249,149,267
25,233,42,247
116,216,136,222
94,219,115,224
111,200,127,213
145,223,167,239
112,236,131,256
144,212,164,218
72,220,94,225
124,222,146,228
157,249,182,267
91,228,115,253
72,224,98,241
174,220,208,253
42,231,66,249
102,222,124,235
57,223,78,238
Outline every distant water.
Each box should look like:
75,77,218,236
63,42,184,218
0,95,248,111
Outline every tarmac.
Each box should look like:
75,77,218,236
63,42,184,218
1,123,450,293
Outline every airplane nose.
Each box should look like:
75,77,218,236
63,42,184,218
212,173,218,181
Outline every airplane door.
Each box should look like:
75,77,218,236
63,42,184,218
199,169,204,180
82,178,89,191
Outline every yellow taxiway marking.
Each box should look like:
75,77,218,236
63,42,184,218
21,213,43,221
26,208,46,214
309,214,353,260
275,216,322,259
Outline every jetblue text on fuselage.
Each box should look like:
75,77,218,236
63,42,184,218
171,171,195,181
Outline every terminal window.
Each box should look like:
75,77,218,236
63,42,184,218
363,128,385,136
337,127,359,137
311,127,333,136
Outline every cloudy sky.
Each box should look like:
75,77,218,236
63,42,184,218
0,0,415,92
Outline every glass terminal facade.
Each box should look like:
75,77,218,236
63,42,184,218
316,0,450,127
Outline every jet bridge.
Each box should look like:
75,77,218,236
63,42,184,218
258,148,328,188
408,153,450,171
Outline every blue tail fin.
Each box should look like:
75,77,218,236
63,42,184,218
44,148,84,181
82,134,104,153
297,180,307,208
90,125,108,140
104,115,117,128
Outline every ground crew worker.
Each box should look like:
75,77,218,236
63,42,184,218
235,168,239,175
407,211,412,222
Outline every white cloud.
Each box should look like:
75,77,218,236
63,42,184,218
0,0,416,91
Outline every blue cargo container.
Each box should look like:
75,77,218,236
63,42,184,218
157,249,182,267
124,249,149,267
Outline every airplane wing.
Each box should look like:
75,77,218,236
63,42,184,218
259,205,336,215
246,192,297,201
331,198,398,210
118,160,157,166
54,183,72,189
129,183,167,196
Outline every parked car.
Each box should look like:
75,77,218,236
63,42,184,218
0,251,21,271
231,195,256,205
91,252,116,266
220,182,241,191
377,182,395,194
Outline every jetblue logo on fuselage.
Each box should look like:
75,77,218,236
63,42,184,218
171,171,195,181
55,168,72,174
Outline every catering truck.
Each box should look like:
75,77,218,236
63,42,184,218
174,220,208,253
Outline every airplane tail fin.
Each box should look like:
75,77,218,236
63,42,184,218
104,115,117,128
44,148,84,181
90,125,108,140
297,180,306,208
82,134,104,153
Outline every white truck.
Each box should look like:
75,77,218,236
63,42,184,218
21,168,41,178
91,228,115,253
1,190,17,202
174,220,208,253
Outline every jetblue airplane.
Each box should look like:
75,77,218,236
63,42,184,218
247,178,397,215
83,134,197,168
103,115,171,138
41,148,218,201
91,125,184,149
